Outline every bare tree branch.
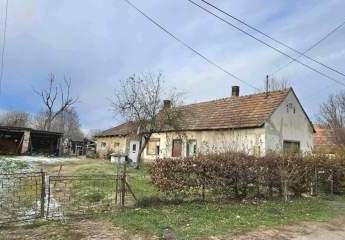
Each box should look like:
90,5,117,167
112,72,184,168
34,73,78,131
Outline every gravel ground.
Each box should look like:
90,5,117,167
1,218,345,240
230,218,345,240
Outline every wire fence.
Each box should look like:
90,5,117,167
0,172,45,224
0,170,136,224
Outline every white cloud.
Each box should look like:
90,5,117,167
0,0,344,130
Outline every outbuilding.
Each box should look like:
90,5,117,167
0,126,63,156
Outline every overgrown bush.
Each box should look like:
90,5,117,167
150,152,345,201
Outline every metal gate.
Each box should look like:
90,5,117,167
0,171,136,223
0,172,45,224
47,174,136,219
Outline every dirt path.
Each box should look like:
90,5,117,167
1,218,345,240
0,219,155,240
229,218,345,240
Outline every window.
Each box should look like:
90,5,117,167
114,142,120,152
253,146,261,157
132,144,137,151
172,139,182,157
147,139,160,155
283,141,300,153
286,103,296,114
187,140,197,156
101,142,106,149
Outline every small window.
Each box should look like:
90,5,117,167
132,144,137,151
286,103,294,113
101,142,106,149
172,139,182,157
283,141,300,153
147,139,160,155
187,140,197,157
253,146,261,157
114,142,120,152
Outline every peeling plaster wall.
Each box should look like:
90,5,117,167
143,128,265,162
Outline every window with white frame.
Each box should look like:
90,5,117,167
187,140,197,157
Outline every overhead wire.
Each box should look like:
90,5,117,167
186,0,345,87
198,0,345,78
122,0,260,90
0,0,9,95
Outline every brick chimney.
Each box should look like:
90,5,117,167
232,86,240,97
163,100,172,109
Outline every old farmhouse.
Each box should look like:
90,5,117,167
96,87,315,163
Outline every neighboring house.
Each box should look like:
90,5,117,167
96,87,315,163
95,122,139,160
313,124,341,154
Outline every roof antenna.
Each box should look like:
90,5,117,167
265,75,269,98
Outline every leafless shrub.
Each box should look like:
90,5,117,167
150,152,345,202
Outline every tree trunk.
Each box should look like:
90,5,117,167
135,134,151,169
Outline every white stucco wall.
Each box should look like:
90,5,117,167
265,90,314,153
143,128,265,162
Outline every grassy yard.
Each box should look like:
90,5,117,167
42,158,345,239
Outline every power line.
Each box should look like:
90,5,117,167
0,0,8,95
122,0,260,91
271,19,345,76
198,0,345,78
186,0,345,87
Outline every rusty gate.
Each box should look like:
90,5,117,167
0,172,45,224
0,171,136,223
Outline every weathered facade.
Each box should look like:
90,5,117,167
95,122,139,160
0,126,63,156
97,87,315,163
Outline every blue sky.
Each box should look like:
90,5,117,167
0,0,344,133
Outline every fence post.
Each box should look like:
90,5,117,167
121,162,127,207
40,170,46,218
202,166,206,201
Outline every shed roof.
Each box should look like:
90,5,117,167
0,125,63,136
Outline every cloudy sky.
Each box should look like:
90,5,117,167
0,0,344,132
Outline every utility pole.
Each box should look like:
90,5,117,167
265,75,269,97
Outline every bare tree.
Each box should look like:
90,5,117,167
112,72,183,168
319,90,345,146
0,111,30,127
34,74,78,131
33,108,84,140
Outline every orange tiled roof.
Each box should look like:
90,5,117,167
169,89,291,131
313,124,338,152
99,89,301,135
